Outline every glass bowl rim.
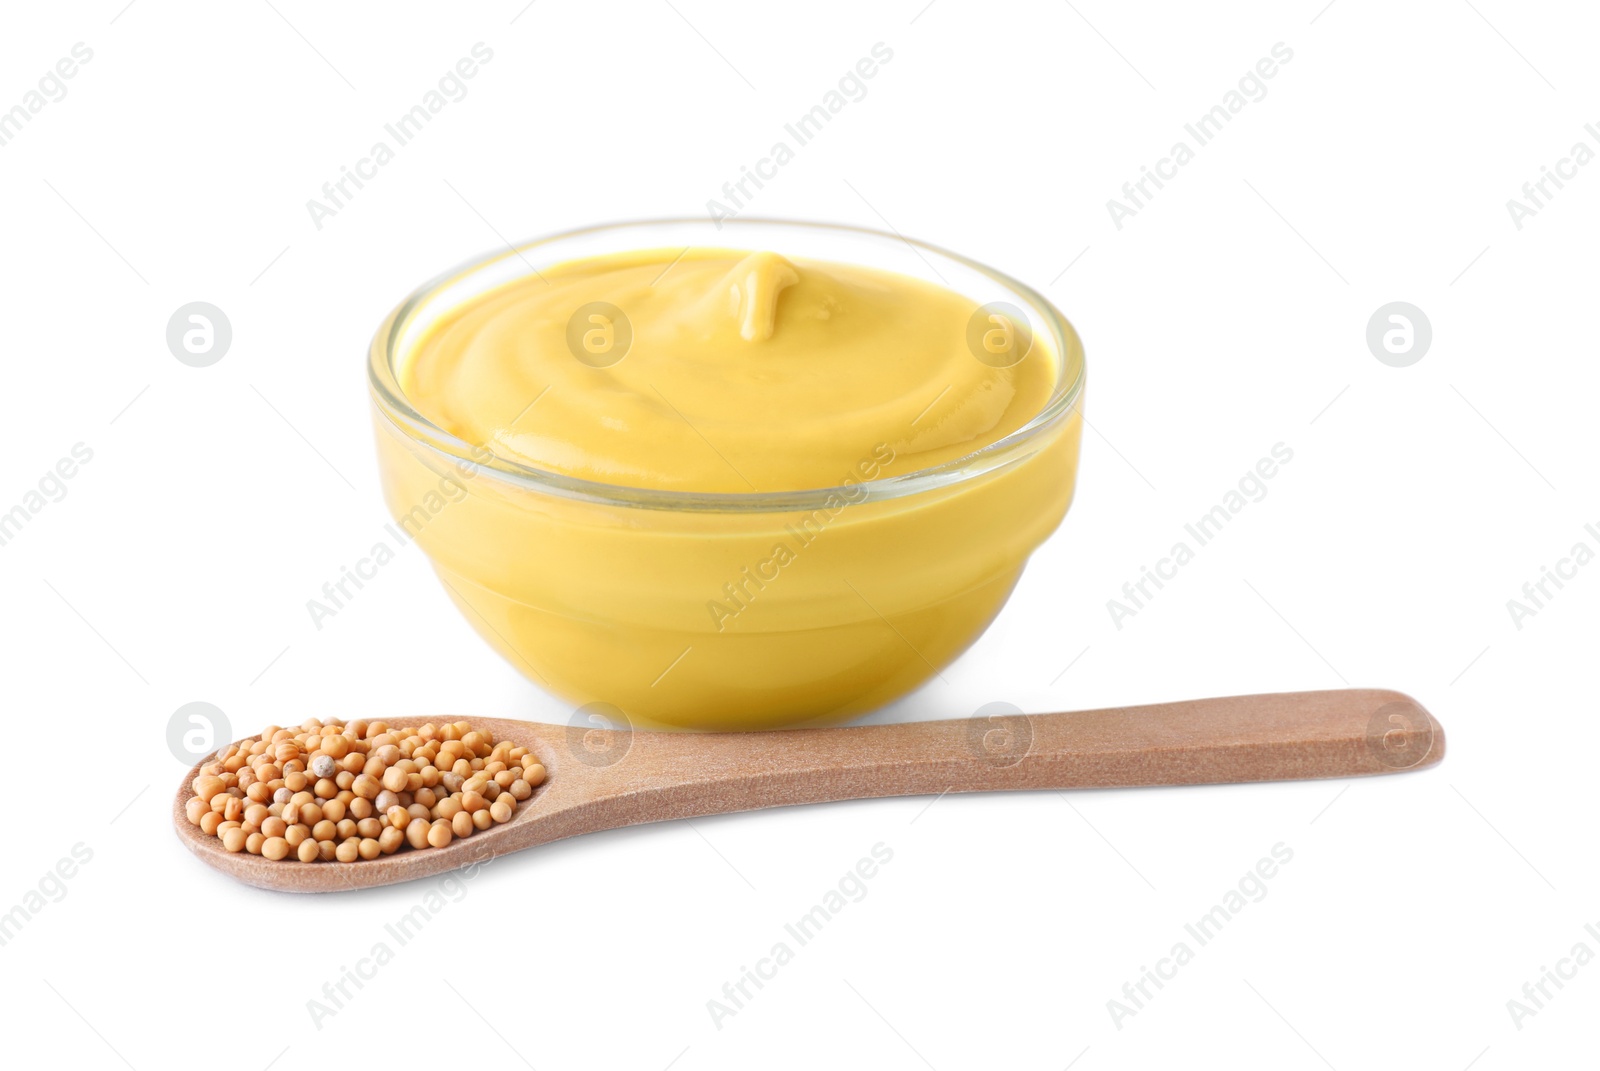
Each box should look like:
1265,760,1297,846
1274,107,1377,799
367,216,1086,512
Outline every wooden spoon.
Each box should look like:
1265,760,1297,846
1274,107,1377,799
173,688,1443,893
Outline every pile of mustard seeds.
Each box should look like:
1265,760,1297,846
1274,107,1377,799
183,719,545,862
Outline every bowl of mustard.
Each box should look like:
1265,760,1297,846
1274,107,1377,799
368,219,1085,730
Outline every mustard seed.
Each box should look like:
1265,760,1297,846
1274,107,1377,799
185,717,540,863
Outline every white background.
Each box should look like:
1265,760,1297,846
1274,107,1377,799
2,1,1595,1067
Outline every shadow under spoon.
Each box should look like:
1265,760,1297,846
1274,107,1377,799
173,687,1444,893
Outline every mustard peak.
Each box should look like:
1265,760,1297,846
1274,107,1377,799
724,251,800,342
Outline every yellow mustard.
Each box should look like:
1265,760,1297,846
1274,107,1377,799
400,250,1056,492
374,244,1082,730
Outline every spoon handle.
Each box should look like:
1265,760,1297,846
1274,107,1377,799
595,689,1443,821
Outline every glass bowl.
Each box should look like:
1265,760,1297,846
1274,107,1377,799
368,218,1085,730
